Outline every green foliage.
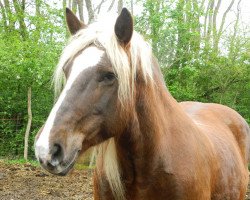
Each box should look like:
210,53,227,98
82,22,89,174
136,0,250,123
163,57,250,123
135,1,175,66
0,2,66,158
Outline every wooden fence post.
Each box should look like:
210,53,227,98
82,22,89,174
24,87,32,161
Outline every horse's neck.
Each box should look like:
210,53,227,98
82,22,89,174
115,75,193,186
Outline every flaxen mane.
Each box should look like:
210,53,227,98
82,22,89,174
53,17,155,200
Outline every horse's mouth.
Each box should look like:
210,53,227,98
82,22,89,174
57,161,75,176
42,150,80,176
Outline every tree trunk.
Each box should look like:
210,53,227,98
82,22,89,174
3,0,15,31
191,0,201,53
117,0,123,14
63,0,66,10
205,0,214,50
77,0,84,22
21,0,25,10
85,0,95,23
0,1,7,30
212,0,221,51
35,0,42,39
24,87,32,161
203,0,212,38
12,0,28,39
174,0,186,68
35,0,41,16
68,0,72,9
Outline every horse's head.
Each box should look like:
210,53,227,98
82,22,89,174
35,8,153,175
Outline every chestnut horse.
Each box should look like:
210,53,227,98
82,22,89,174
35,8,250,200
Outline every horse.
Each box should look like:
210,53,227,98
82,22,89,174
35,8,250,200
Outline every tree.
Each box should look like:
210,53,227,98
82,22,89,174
0,0,66,157
136,0,249,123
24,87,32,160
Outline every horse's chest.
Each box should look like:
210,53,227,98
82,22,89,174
127,172,182,200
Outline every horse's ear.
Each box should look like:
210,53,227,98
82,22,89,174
66,8,86,35
115,8,133,46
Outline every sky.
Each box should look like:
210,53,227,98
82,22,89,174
50,0,249,34
94,0,250,32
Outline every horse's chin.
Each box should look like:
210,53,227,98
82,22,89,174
58,159,77,176
57,161,75,176
42,150,80,176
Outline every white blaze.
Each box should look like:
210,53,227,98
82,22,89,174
35,46,104,160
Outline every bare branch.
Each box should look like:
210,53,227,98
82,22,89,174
213,0,235,52
204,0,214,49
229,0,242,59
207,0,214,38
203,0,213,38
107,0,115,12
94,0,106,14
217,0,235,39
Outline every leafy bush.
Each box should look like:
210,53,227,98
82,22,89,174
0,4,66,158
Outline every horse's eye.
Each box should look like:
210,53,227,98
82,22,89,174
104,72,116,81
99,72,116,83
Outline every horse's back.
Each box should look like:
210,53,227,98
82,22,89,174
180,101,249,199
180,101,250,164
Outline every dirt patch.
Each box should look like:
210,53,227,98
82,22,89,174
0,161,93,200
0,160,250,200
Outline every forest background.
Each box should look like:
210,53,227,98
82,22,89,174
0,0,249,159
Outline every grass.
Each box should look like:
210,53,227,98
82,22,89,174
0,158,39,166
0,157,94,170
75,163,95,170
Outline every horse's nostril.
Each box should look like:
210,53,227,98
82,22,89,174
51,143,63,162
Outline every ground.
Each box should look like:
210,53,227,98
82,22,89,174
0,161,93,200
0,160,249,200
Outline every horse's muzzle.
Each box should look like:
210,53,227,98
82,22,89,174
35,142,79,176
